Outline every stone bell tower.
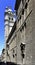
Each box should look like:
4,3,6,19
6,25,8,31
4,7,16,62
4,7,16,41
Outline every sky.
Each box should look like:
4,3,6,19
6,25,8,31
0,0,16,55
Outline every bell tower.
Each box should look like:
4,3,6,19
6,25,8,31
4,7,16,62
4,7,9,41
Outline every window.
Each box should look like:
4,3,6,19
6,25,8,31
9,17,10,20
21,54,25,58
20,15,21,19
13,54,14,58
13,50,15,58
12,18,13,20
22,9,24,15
15,54,17,56
20,43,25,58
25,3,28,9
24,22,26,28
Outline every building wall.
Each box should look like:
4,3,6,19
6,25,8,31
1,50,6,62
7,31,17,63
17,0,22,16
16,0,34,65
32,0,35,65
3,0,35,64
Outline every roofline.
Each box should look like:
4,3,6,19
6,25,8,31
15,0,21,11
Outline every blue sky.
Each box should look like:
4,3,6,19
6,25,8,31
0,0,16,55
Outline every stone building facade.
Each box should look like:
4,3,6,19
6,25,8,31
2,0,35,65
1,48,5,62
6,21,17,63
14,0,35,65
